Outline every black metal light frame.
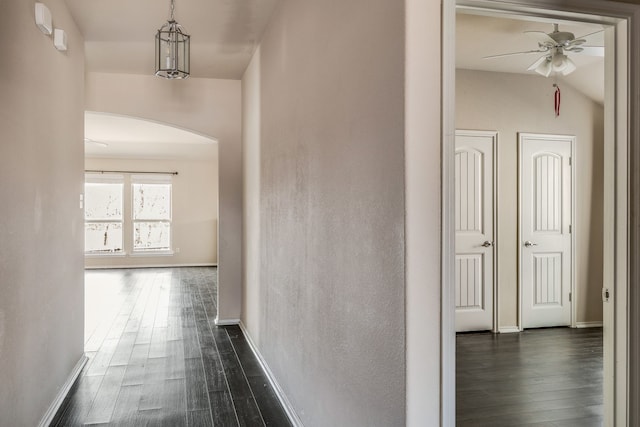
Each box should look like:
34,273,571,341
155,0,190,79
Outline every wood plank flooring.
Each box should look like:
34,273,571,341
457,327,603,427
53,267,291,427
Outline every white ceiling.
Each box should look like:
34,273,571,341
456,12,605,104
84,112,218,160
73,4,607,160
65,0,277,160
64,0,279,79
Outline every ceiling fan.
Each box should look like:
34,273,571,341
484,24,604,77
84,138,108,148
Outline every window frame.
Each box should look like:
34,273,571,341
84,173,125,256
130,174,173,255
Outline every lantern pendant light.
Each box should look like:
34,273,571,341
155,0,190,79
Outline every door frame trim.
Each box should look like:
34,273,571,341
455,129,499,332
517,132,576,330
442,1,639,425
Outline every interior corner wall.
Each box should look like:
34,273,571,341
84,157,219,268
241,47,261,341
456,69,605,327
405,0,444,424
241,1,406,425
85,73,242,321
0,1,85,425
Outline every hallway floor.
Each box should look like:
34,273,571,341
456,327,603,426
54,267,291,427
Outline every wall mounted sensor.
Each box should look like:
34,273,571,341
54,29,67,51
35,3,53,35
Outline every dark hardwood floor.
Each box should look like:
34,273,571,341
53,267,291,427
457,327,603,427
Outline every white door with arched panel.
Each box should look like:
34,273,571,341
455,130,496,332
519,133,573,329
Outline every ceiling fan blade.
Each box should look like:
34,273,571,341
565,47,584,53
527,55,548,71
570,45,604,57
575,29,604,40
561,57,577,76
524,30,556,45
483,49,545,59
84,138,108,148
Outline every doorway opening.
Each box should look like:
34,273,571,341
82,112,220,346
444,1,631,425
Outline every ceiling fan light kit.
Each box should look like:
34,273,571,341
155,0,190,79
484,23,603,78
531,50,576,77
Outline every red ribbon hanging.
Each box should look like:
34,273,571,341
554,84,561,117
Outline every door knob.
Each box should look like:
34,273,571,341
481,241,493,247
524,241,538,248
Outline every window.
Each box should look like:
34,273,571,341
84,173,173,256
132,174,172,252
84,174,124,254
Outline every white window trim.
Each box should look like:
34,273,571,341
84,173,125,256
84,173,175,258
131,175,173,255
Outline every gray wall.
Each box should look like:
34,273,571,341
242,1,406,425
456,69,605,327
242,47,261,338
0,1,85,425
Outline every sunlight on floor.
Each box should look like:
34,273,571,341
85,269,172,348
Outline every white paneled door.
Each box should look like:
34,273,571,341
520,133,573,329
455,131,496,332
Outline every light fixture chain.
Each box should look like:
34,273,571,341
170,0,175,21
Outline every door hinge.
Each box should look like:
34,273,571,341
569,157,572,166
569,225,572,233
603,288,610,302
569,292,572,302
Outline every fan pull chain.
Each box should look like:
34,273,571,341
553,83,561,117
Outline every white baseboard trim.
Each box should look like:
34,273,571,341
39,354,88,427
498,326,521,333
576,321,604,328
85,263,217,270
239,322,303,427
214,317,240,326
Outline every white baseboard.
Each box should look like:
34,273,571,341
498,326,521,333
214,317,240,326
239,322,304,427
85,263,217,270
576,321,603,328
39,354,88,427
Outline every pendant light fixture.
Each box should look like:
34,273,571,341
155,0,190,79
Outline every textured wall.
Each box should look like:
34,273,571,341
241,47,261,339
85,72,242,322
456,69,605,327
0,0,85,425
84,157,219,268
242,0,406,425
